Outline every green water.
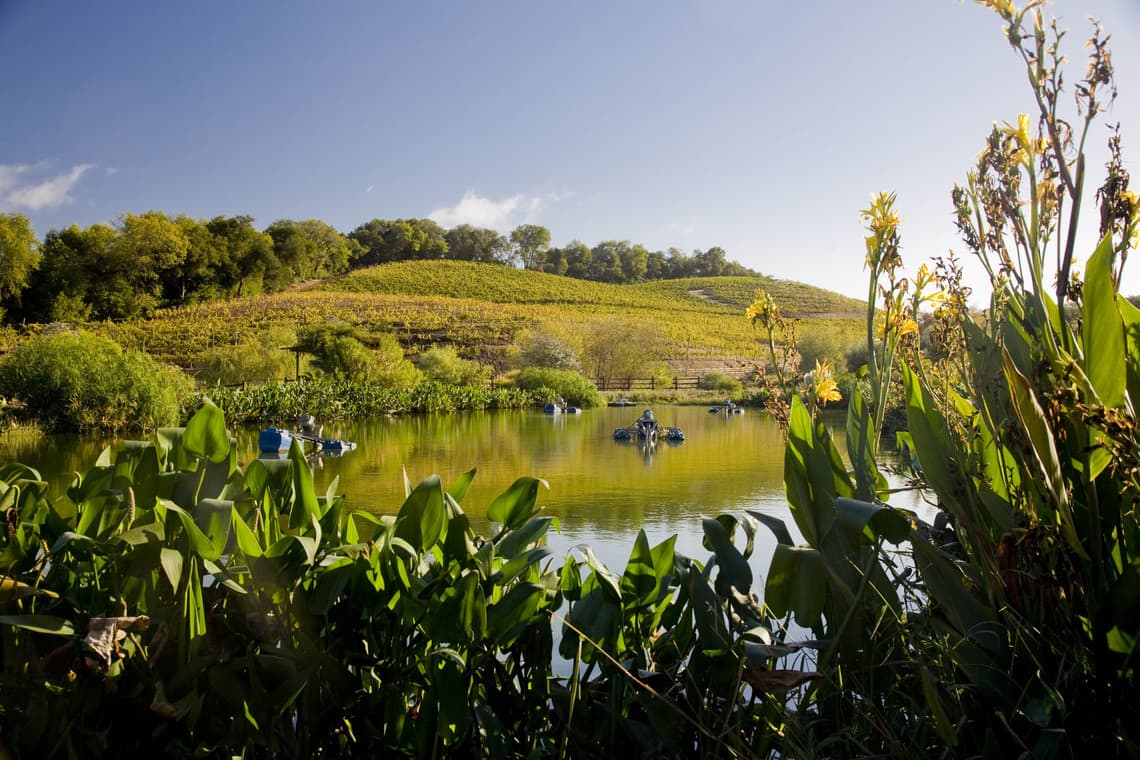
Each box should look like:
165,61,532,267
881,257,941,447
0,406,916,572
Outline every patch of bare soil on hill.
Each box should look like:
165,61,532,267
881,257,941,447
686,288,739,307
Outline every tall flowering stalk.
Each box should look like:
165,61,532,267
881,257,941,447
746,289,797,429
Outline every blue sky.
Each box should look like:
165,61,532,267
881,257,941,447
2,0,1138,300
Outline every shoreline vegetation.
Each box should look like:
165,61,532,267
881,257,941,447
1,2,1139,756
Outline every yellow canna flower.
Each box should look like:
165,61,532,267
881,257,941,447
898,318,920,338
812,360,842,406
1124,190,1139,214
746,290,779,328
974,0,1015,17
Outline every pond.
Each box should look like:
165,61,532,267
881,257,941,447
0,405,923,576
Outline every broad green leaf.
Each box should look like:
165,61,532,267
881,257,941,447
395,475,446,552
560,586,619,660
497,516,557,559
447,468,477,503
49,530,105,556
1105,558,1140,649
911,538,999,642
1082,233,1126,409
784,397,835,547
576,545,621,603
764,545,825,628
689,567,729,646
1002,349,1087,559
1119,295,1140,404
748,510,795,546
701,517,752,595
486,581,546,645
0,614,75,635
230,506,264,558
162,500,222,560
182,402,231,464
244,458,270,501
560,556,584,600
846,381,890,502
488,477,548,531
620,530,659,606
195,498,234,555
160,547,183,593
968,398,1017,533
835,498,911,544
441,572,486,641
491,546,553,586
901,364,960,511
288,437,321,532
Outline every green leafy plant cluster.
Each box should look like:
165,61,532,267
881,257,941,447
194,326,298,385
296,323,420,386
415,345,491,386
0,330,192,433
511,368,603,409
696,372,743,394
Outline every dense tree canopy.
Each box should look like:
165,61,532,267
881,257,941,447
1,213,758,325
0,213,40,317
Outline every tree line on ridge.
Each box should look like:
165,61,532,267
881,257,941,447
0,212,757,324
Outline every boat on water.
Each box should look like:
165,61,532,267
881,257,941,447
608,398,636,407
544,402,582,414
613,409,684,442
258,414,356,455
709,398,744,414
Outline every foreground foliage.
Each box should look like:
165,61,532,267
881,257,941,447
749,4,1140,755
0,402,803,758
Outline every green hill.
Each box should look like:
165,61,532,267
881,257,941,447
329,260,862,316
83,261,864,376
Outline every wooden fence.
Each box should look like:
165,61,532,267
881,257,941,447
590,375,735,391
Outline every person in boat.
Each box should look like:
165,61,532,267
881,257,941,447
636,408,658,436
297,413,323,439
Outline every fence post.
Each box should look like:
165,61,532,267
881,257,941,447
674,377,678,390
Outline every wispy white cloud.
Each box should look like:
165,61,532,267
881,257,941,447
0,163,95,211
365,184,374,193
428,190,569,230
0,164,30,197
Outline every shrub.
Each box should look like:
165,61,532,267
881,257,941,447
196,326,298,385
298,324,420,387
517,330,580,371
415,346,491,386
649,363,674,390
513,367,602,408
0,331,192,433
796,328,857,375
697,371,742,394
579,319,664,383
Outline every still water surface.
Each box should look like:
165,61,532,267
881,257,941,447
0,406,918,575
